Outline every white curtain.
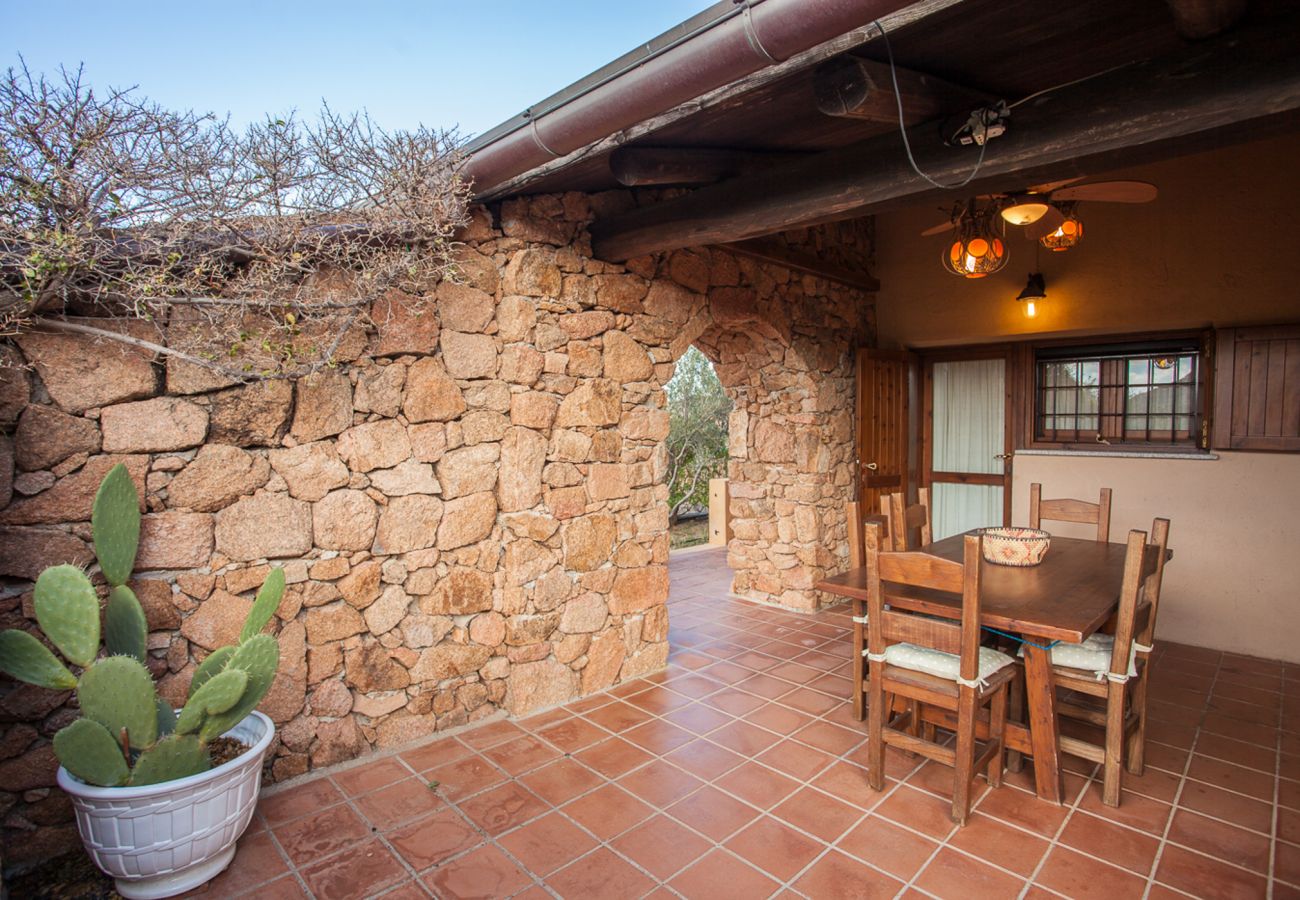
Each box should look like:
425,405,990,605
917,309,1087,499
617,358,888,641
931,359,1004,540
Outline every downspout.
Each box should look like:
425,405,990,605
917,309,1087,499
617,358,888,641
462,0,918,196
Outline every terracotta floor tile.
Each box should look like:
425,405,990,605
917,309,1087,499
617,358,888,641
780,686,845,716
354,776,446,831
1033,845,1147,900
1154,844,1268,900
664,738,747,781
496,811,597,876
618,757,705,807
457,781,549,836
625,684,695,715
399,736,474,773
423,844,533,899
1178,779,1274,833
663,672,727,699
331,756,411,797
562,783,654,840
387,807,483,870
701,660,759,685
1281,806,1300,843
458,718,527,749
372,882,432,900
1056,810,1160,875
425,753,506,801
837,814,939,881
668,784,761,841
709,719,783,757
1074,783,1172,835
756,738,836,782
515,705,572,732
737,672,798,700
792,719,865,756
725,815,824,881
198,831,288,897
259,777,344,825
669,848,781,900
612,813,712,880
905,759,991,806
914,846,1026,899
947,812,1051,877
1276,840,1300,888
273,802,371,867
1167,808,1272,873
792,849,905,899
1200,714,1278,748
583,700,653,733
536,716,610,754
1186,755,1276,800
732,650,781,672
300,839,407,900
220,874,308,899
1281,777,1300,811
714,760,801,810
810,760,883,810
705,687,770,717
874,785,958,840
574,736,654,779
621,718,696,755
1143,740,1192,774
771,786,863,843
482,734,563,777
663,701,735,736
546,847,657,900
517,757,604,806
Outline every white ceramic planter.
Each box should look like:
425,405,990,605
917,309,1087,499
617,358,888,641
56,711,275,900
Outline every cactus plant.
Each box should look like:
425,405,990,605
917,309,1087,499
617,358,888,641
0,463,284,787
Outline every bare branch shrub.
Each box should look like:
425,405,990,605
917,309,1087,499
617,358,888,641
1,61,470,378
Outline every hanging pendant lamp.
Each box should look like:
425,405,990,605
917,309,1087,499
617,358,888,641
942,203,1009,278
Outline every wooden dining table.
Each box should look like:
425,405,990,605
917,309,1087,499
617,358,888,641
816,533,1163,805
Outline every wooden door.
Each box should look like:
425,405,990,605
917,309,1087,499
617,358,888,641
921,350,1015,539
855,349,916,516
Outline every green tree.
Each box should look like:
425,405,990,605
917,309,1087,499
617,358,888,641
665,346,732,525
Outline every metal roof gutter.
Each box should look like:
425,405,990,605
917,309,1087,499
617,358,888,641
462,0,919,197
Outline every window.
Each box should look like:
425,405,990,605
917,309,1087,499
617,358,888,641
1030,338,1208,449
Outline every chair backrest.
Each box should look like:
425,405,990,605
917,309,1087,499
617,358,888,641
864,522,983,683
1029,483,1113,542
882,488,932,551
846,501,891,568
1107,529,1149,679
1135,517,1171,649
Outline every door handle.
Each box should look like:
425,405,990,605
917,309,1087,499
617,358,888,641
994,453,1013,460
864,462,879,471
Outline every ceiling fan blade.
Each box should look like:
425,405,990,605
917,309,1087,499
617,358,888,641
921,220,957,237
1050,180,1158,203
1026,177,1084,194
1025,206,1067,240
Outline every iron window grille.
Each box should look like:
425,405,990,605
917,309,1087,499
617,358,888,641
1034,340,1205,447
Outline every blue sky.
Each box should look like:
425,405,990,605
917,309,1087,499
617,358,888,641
4,1,716,139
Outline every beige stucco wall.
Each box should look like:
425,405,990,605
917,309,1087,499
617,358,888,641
871,132,1300,663
1010,452,1300,663
873,132,1300,348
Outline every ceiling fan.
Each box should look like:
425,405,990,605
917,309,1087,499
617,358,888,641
922,180,1158,245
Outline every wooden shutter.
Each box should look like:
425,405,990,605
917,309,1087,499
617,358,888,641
1212,325,1300,451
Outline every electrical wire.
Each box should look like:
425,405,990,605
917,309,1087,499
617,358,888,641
1007,61,1132,109
874,19,988,190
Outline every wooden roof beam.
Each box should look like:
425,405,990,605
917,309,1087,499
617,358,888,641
590,14,1300,262
609,147,806,187
813,55,991,126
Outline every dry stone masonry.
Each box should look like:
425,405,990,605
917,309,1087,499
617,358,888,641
0,193,874,865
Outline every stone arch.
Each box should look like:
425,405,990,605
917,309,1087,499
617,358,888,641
640,246,866,611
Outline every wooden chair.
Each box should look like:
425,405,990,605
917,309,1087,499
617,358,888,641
864,523,1016,825
846,501,890,721
1029,483,1112,541
883,489,932,551
1045,520,1170,806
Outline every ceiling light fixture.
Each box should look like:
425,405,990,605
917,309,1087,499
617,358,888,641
1039,206,1084,251
942,204,1008,278
1016,272,1046,318
1000,200,1051,226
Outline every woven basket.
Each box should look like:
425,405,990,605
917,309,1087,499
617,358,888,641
977,527,1051,567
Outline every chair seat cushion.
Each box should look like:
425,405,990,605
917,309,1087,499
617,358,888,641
883,643,1014,688
1027,633,1139,679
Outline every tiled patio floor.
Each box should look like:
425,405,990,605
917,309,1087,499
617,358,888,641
205,546,1300,899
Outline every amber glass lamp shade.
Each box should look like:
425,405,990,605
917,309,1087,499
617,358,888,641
1039,216,1084,251
942,223,1008,278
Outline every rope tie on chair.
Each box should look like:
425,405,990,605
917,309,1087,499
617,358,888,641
851,615,869,624
1133,642,1154,654
954,674,988,690
865,651,888,662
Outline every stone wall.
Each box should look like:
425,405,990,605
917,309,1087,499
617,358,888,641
0,193,873,866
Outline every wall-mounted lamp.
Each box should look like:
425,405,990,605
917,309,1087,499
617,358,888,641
1016,272,1046,318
